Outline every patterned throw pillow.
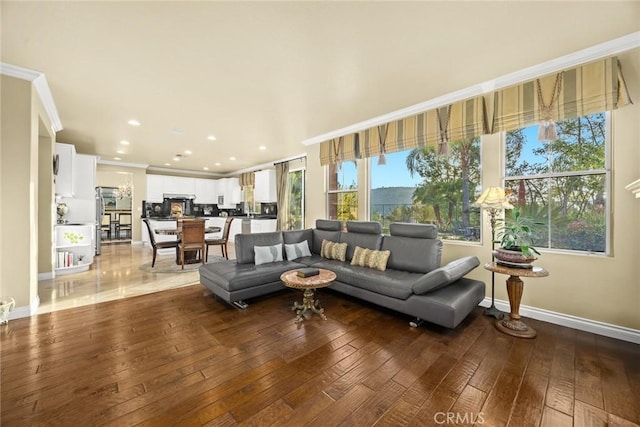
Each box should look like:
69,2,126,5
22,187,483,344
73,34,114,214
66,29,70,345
284,241,312,260
350,245,391,271
320,239,348,262
254,244,283,265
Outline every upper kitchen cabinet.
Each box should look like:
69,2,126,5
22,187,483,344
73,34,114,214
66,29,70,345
228,177,242,204
73,154,97,198
216,177,242,208
195,178,217,204
254,169,276,202
146,174,164,202
163,176,195,195
54,143,76,197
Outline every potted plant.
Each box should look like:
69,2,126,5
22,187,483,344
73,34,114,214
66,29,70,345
494,207,542,266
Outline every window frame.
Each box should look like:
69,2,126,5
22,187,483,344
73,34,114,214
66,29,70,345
502,112,611,255
326,161,358,221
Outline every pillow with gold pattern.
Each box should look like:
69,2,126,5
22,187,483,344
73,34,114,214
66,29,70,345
350,245,391,271
320,239,347,262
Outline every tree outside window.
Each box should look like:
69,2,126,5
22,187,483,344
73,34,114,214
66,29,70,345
504,112,609,253
287,169,305,230
327,161,357,221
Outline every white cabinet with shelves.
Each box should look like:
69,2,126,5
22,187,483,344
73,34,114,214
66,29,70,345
163,176,195,195
55,143,76,197
254,169,276,202
55,224,94,275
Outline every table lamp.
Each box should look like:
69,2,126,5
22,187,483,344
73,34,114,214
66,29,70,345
474,187,514,319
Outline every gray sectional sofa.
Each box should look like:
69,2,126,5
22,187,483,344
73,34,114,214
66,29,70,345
199,220,485,329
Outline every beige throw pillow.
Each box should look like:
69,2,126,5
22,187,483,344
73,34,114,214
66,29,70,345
321,239,347,262
350,245,391,271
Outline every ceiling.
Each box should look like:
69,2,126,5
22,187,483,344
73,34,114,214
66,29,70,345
2,1,639,175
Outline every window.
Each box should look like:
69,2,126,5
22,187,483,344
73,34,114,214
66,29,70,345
504,112,609,253
287,169,305,229
369,138,481,240
327,161,357,221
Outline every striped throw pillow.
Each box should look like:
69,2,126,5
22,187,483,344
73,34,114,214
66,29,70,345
350,245,391,271
320,239,347,262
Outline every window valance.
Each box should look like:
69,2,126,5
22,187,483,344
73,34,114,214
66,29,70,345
319,96,487,165
319,134,360,166
491,56,632,133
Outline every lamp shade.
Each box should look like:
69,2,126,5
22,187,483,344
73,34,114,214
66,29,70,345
474,187,514,209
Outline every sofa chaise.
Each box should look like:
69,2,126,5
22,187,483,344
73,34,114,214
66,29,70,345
199,220,485,329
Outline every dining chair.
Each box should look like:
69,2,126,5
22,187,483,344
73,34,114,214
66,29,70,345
205,217,233,260
117,212,132,239
100,213,111,240
143,218,179,267
179,220,206,269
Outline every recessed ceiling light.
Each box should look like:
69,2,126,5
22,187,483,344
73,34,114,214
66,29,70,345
258,145,266,150
127,119,141,126
214,162,221,166
116,150,125,154
207,135,217,141
173,157,180,161
229,156,236,161
164,163,171,166
203,167,209,171
184,150,192,155
170,128,185,135
114,157,121,161
120,140,130,145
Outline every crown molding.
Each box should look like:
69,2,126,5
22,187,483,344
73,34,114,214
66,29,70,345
1,62,63,133
98,159,149,169
146,166,224,177
302,31,640,146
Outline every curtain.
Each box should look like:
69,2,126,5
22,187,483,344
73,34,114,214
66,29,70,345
275,162,289,231
319,133,360,166
492,56,632,133
321,96,487,165
239,172,255,188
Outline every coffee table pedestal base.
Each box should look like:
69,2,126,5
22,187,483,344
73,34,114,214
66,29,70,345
292,288,326,323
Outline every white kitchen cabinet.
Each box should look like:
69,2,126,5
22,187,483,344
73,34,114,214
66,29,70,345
163,176,195,195
146,174,164,202
251,219,277,233
55,224,94,275
228,177,242,204
73,154,97,198
55,143,76,197
216,178,241,208
195,178,217,204
228,217,243,242
254,169,277,202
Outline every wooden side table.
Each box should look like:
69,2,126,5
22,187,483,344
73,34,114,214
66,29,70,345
484,262,549,338
280,269,336,323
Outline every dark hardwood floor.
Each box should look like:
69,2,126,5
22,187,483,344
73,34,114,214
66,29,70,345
2,279,639,425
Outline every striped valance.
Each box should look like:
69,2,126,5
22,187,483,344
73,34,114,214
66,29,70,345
239,172,255,188
320,96,487,165
492,56,632,133
319,133,360,166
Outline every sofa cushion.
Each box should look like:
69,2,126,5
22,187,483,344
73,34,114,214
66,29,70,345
312,229,342,255
340,231,382,261
235,232,283,264
350,246,391,271
411,256,480,294
283,229,313,245
200,259,304,291
254,244,284,265
390,222,438,239
346,221,382,234
321,239,347,262
316,262,419,300
381,234,442,274
284,241,312,260
316,219,342,231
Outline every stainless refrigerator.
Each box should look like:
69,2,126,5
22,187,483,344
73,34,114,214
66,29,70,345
95,187,105,255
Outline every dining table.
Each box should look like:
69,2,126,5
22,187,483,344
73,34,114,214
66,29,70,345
155,226,221,264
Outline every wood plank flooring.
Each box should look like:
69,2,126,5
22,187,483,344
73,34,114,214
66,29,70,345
2,245,639,426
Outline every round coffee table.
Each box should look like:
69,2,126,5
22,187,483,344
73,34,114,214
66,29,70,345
280,269,336,323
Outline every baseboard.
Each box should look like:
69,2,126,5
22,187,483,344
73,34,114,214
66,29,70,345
480,298,640,344
38,272,54,281
8,294,40,321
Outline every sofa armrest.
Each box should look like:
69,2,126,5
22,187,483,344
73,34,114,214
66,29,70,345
411,256,480,295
